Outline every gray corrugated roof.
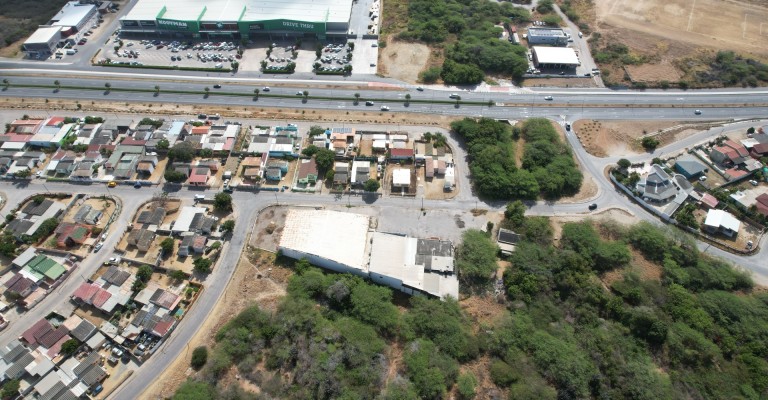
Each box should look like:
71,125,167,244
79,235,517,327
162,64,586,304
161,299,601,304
5,352,34,379
71,319,97,342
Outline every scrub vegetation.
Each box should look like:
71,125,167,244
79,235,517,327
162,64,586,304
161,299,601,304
173,217,766,399
389,0,531,84
0,0,71,47
451,117,582,199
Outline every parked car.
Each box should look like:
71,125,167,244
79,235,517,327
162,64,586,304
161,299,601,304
93,242,104,253
134,182,142,188
107,181,117,188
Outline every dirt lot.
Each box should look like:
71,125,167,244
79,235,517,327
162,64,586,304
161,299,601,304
573,119,721,157
377,37,431,83
248,206,287,252
624,62,683,83
594,0,768,60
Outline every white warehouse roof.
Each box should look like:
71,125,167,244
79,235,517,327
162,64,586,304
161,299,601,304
279,209,371,273
24,26,62,45
532,46,580,65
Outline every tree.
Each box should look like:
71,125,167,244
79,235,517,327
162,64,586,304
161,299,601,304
309,125,326,137
2,79,9,89
315,148,336,171
190,346,208,370
164,169,187,183
490,359,519,387
199,148,213,158
457,372,477,399
14,169,31,178
154,85,160,95
618,158,631,169
325,169,335,181
456,229,499,287
137,265,153,282
157,138,170,150
504,200,526,228
302,144,320,157
747,127,756,134
104,82,111,91
160,237,175,254
221,220,235,234
61,339,79,355
405,93,411,106
641,136,660,150
193,257,213,273
454,95,461,107
354,93,361,104
172,380,216,400
1,379,19,400
363,179,380,192
169,270,187,281
302,90,309,100
54,80,61,91
204,87,210,96
213,192,233,212
253,88,260,100
168,141,196,162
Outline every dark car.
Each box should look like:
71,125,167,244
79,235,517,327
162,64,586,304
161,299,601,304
588,203,598,211
365,101,374,106
565,122,571,131
134,182,142,188
213,84,222,89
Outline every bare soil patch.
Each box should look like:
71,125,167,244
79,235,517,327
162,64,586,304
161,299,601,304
378,37,431,83
574,119,691,157
522,77,598,88
624,62,683,83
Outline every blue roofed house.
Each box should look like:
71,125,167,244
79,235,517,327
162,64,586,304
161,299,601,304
674,155,708,180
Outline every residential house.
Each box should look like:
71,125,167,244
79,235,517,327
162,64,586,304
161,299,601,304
750,143,768,159
45,150,78,176
136,207,166,228
127,229,156,252
333,162,349,184
188,167,210,186
674,155,708,179
135,155,158,177
71,266,132,314
710,140,750,166
241,156,264,181
17,253,68,287
29,118,74,147
202,124,238,152
171,206,215,235
755,193,768,217
351,160,371,185
703,209,741,237
699,193,719,209
7,199,66,239
392,168,411,189
74,123,102,145
0,157,13,174
74,205,103,225
178,234,206,257
54,223,91,248
297,158,318,186
69,161,94,181
265,167,282,181
636,164,679,204
389,148,414,162
497,228,521,255
4,274,36,300
105,145,144,179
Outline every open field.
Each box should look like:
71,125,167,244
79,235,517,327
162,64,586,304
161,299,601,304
595,0,768,58
377,37,431,83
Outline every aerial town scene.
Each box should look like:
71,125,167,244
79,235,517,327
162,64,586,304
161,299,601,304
0,0,767,398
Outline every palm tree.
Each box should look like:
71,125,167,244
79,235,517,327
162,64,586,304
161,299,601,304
302,90,309,99
204,87,210,97
405,93,411,106
104,82,111,92
454,95,461,108
354,93,360,104
2,79,8,89
487,99,494,108
253,88,260,100
154,85,160,95
54,80,61,92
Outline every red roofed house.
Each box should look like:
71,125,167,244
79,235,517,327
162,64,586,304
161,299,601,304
750,143,768,159
389,148,415,161
71,282,112,311
711,140,750,166
54,223,92,248
699,193,719,209
187,167,210,186
724,168,748,181
120,137,147,146
755,193,768,217
190,126,210,135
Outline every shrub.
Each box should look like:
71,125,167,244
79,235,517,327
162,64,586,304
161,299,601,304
191,346,208,370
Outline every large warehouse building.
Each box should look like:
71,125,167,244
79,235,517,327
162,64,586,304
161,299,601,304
278,209,459,300
532,46,580,70
119,0,353,40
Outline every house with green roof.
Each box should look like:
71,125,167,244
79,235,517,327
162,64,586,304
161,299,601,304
19,254,67,284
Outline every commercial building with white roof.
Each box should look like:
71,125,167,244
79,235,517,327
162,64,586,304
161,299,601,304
120,0,354,40
22,1,98,58
532,46,580,69
278,209,459,300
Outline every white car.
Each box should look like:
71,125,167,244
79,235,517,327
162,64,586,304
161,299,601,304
262,87,270,92
544,96,553,101
449,93,459,99
380,106,390,111
694,109,702,115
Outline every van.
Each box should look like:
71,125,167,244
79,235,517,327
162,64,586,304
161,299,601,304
194,194,205,201
66,49,77,55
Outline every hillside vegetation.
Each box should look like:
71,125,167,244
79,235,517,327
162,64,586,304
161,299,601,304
174,214,766,399
0,0,71,47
